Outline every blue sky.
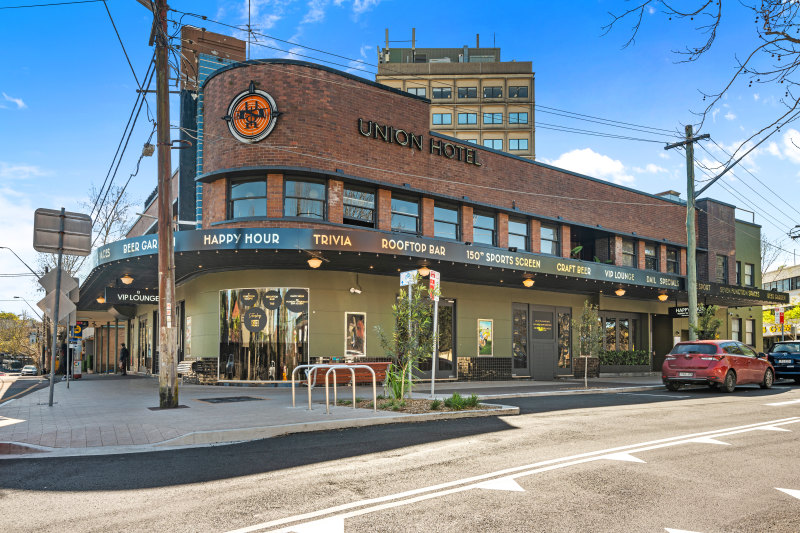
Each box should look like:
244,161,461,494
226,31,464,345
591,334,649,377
2,0,799,315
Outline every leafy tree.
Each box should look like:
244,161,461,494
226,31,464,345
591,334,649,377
0,312,38,359
376,276,438,399
573,300,603,358
693,304,722,340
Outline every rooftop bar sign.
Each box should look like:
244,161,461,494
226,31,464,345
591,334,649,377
357,118,481,167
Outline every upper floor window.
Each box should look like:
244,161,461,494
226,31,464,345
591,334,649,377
509,86,529,98
343,185,375,228
473,212,496,245
541,224,560,255
483,86,502,98
483,112,503,124
644,243,657,270
744,263,754,286
621,238,636,267
736,261,741,285
434,204,459,240
407,87,426,97
463,138,478,144
509,112,528,124
666,247,679,274
432,113,452,125
284,178,325,219
508,219,528,251
483,139,503,150
391,197,419,234
229,178,267,219
458,113,477,125
745,320,755,346
432,87,451,99
458,87,477,99
716,255,728,284
509,139,528,151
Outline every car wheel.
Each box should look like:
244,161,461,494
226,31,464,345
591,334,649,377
665,381,681,391
720,371,736,393
760,369,774,389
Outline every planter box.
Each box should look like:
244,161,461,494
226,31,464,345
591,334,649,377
599,364,651,374
573,357,599,378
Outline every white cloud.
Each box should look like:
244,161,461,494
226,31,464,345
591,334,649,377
2,92,26,109
0,161,49,180
782,128,800,164
545,148,634,185
658,152,670,160
346,45,372,74
302,0,328,23
632,163,668,174
753,93,760,101
0,187,41,315
711,108,720,122
724,112,736,121
352,0,381,14
766,141,782,158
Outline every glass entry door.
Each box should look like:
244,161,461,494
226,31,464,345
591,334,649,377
417,299,456,379
512,304,572,379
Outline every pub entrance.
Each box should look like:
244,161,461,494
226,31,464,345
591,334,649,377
417,298,457,380
512,303,572,379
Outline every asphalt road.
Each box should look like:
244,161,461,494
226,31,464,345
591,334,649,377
2,383,799,533
0,375,49,405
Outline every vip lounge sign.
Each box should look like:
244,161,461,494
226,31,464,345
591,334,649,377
104,288,159,305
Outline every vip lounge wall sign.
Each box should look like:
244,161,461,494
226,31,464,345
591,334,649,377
104,288,159,304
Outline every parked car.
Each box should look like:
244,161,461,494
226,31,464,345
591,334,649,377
20,365,38,376
662,340,774,393
767,341,800,384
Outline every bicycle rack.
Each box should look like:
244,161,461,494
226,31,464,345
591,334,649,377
290,363,377,413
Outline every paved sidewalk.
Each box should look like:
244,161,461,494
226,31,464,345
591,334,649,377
0,373,663,459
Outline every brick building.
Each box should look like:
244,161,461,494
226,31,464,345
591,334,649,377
75,29,786,382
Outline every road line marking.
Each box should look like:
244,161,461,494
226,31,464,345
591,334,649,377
475,477,526,492
766,399,800,406
688,436,731,446
665,529,703,533
229,417,800,533
0,381,43,404
754,425,792,432
776,488,800,500
602,452,647,463
617,393,690,398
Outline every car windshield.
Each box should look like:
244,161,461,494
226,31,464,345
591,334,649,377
771,343,800,353
671,343,717,355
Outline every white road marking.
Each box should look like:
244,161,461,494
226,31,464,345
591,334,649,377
665,529,703,533
228,417,800,533
0,416,23,428
754,425,792,432
475,477,526,492
776,488,800,500
617,393,690,399
602,452,646,463
688,436,730,446
766,399,800,406
280,516,344,533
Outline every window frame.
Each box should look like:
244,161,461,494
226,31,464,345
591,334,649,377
390,196,420,235
540,223,560,256
483,112,503,125
745,319,755,346
431,87,451,99
621,238,636,268
283,177,327,220
744,263,754,287
407,87,426,97
457,113,477,125
483,86,502,98
509,86,529,98
472,211,496,246
432,113,452,125
457,86,477,99
508,112,528,124
666,247,679,274
433,203,460,241
342,184,376,228
509,139,529,151
644,243,658,271
228,177,268,220
483,139,503,150
716,254,729,284
508,218,528,251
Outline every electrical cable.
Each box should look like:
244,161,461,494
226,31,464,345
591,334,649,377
0,0,100,8
101,0,140,89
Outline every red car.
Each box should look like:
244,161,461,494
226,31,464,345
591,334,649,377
662,340,775,393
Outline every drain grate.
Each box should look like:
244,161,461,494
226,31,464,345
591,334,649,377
196,396,266,404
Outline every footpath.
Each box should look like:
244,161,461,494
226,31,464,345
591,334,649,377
0,373,663,459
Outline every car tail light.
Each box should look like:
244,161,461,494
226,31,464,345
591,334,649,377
700,355,724,361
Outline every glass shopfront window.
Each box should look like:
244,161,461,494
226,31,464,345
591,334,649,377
219,288,309,381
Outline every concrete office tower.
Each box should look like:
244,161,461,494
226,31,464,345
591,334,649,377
376,30,535,160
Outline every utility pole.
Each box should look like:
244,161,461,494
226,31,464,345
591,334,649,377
665,126,710,341
154,0,178,407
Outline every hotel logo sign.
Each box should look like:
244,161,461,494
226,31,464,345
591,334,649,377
224,81,279,144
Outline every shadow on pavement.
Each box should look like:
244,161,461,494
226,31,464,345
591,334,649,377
0,416,517,492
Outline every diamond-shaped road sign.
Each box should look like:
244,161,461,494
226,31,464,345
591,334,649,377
37,291,76,323
38,269,78,294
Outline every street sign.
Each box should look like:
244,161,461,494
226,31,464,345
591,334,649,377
37,291,75,323
779,310,785,324
400,269,418,286
429,270,440,301
37,270,78,294
33,208,92,256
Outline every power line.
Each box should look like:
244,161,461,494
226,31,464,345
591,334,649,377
0,0,100,8
535,105,679,136
101,0,140,89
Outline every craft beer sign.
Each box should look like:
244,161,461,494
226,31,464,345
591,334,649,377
224,81,279,143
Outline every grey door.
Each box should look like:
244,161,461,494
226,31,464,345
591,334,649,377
530,306,557,380
512,304,562,379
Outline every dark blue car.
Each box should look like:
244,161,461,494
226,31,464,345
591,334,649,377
767,341,800,383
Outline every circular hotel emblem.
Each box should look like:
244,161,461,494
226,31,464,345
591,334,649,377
262,290,282,310
284,288,309,313
243,307,267,333
223,81,279,144
238,289,259,308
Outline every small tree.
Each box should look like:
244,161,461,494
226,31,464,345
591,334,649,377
574,300,603,358
693,305,722,340
376,278,437,399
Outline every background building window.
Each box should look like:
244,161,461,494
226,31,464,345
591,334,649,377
229,178,267,219
432,113,452,125
458,87,477,98
745,319,755,346
342,185,375,228
483,139,503,150
509,139,529,151
432,87,451,99
541,224,560,255
434,204,459,240
744,263,754,286
644,243,657,270
284,179,325,219
666,247,679,273
458,113,477,125
509,86,528,98
483,112,503,124
391,197,419,234
509,112,528,124
736,261,741,285
483,86,502,98
407,87,426,97
508,219,528,251
473,212,496,245
716,255,729,284
731,318,741,342
463,138,478,144
622,239,636,267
